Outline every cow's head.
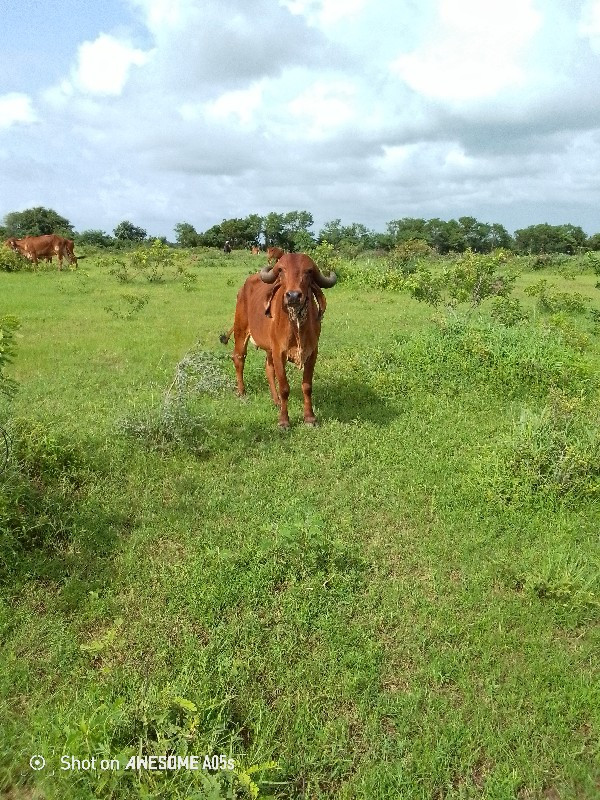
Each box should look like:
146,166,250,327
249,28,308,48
4,238,19,252
260,253,336,311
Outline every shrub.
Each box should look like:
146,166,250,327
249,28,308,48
118,348,233,455
0,418,94,575
386,239,434,275
364,317,595,401
0,316,19,399
401,250,517,308
525,279,589,313
488,391,600,506
0,248,27,272
490,296,529,326
307,240,342,277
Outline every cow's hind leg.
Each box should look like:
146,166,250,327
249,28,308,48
265,352,279,405
302,349,318,426
232,333,250,396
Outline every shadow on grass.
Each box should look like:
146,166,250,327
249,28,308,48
318,376,399,425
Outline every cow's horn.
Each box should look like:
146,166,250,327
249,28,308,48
260,266,278,284
314,269,337,288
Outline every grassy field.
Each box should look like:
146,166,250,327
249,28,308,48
1,248,599,799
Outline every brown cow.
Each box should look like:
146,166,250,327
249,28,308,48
251,246,260,255
5,235,78,269
266,246,284,266
220,252,336,428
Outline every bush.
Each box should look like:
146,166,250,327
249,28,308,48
364,317,595,400
0,418,93,577
386,239,434,275
488,391,600,506
525,279,589,313
0,248,27,272
490,296,529,326
0,315,19,399
118,348,233,455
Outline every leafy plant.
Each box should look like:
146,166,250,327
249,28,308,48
490,296,529,326
0,248,28,272
0,315,19,398
488,390,600,505
131,238,177,283
307,240,342,277
104,293,149,320
525,279,588,313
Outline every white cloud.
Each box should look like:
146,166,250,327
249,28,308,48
204,83,265,126
73,34,150,96
0,93,36,129
280,0,365,25
579,0,600,51
391,0,542,102
288,80,356,138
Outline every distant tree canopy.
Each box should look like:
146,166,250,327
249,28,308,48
385,217,512,254
75,229,114,248
3,206,600,255
514,223,587,255
113,220,147,243
318,219,379,249
3,207,75,238
186,211,315,250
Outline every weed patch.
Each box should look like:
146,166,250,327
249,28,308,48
364,317,594,400
488,391,600,506
118,347,233,455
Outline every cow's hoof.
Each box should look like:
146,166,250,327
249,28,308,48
278,421,290,431
304,419,318,427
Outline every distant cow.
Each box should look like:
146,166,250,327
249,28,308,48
5,235,78,269
220,252,336,428
266,246,284,266
251,246,260,255
223,240,232,254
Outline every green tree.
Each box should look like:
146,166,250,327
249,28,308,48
425,218,466,254
4,206,75,238
174,223,202,248
515,223,587,254
76,230,114,248
386,218,429,245
587,232,600,251
113,220,147,243
263,212,286,248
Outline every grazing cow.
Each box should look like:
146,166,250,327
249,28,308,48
251,246,260,255
223,240,232,254
5,235,78,269
266,246,284,266
220,252,336,428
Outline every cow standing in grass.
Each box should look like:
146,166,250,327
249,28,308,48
5,235,78,269
220,252,336,428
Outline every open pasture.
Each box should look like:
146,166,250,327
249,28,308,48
1,249,600,799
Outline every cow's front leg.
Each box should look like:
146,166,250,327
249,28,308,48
265,352,279,405
272,353,290,428
302,349,318,425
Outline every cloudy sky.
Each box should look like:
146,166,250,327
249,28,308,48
2,0,600,239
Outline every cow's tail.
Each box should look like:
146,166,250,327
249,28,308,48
219,325,234,345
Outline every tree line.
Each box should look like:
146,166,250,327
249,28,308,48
2,206,600,255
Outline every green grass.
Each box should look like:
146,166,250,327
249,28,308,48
1,251,599,799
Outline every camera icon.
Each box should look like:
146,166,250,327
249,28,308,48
30,755,45,770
